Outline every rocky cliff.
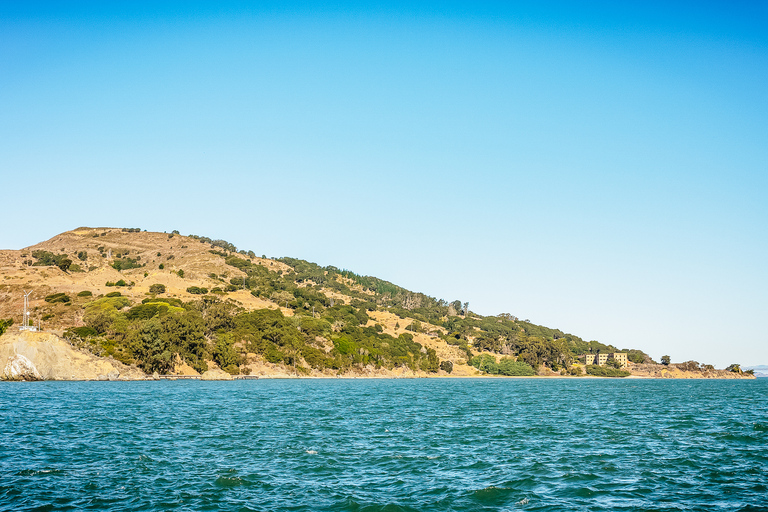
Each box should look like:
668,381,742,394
0,329,146,381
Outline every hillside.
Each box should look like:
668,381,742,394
0,227,753,380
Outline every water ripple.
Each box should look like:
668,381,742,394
1,379,767,511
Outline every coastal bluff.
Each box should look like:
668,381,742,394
0,329,146,381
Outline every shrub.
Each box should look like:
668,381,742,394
0,319,14,336
77,251,87,261
497,358,535,376
111,258,142,271
585,365,630,377
105,291,122,297
149,283,166,294
405,320,422,333
176,269,184,278
186,286,208,295
64,326,99,338
676,360,702,372
159,263,165,269
77,290,93,297
440,360,453,374
44,293,71,304
470,354,499,374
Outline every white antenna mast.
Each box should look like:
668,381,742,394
21,290,33,331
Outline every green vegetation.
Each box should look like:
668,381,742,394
44,293,71,304
30,250,72,272
0,319,13,336
585,365,630,377
74,290,456,376
470,354,536,376
661,355,671,365
111,258,142,271
30,229,703,379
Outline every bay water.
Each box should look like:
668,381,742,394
1,378,766,511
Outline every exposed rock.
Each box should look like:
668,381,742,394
107,370,119,381
97,374,108,381
201,368,234,380
0,329,146,381
3,354,43,381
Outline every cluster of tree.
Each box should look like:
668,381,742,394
676,360,715,372
189,234,241,254
68,291,449,376
28,250,73,273
111,257,143,271
121,228,142,233
725,364,753,375
469,354,536,376
265,257,596,373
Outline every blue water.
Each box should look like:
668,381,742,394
1,379,767,511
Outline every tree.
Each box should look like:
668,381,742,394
213,333,241,374
57,258,72,273
661,355,671,366
419,348,439,373
440,360,453,373
149,284,166,294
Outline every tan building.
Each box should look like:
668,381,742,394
611,352,628,367
584,352,628,368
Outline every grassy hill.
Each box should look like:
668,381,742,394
1,227,652,377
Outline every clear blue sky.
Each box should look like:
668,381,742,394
2,1,766,368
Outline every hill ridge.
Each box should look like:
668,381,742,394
0,227,751,380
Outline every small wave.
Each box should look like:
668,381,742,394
753,423,768,432
15,468,64,477
214,475,249,487
472,485,516,505
515,497,529,505
306,449,318,454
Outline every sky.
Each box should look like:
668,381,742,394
1,1,766,368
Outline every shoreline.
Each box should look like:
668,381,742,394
1,373,756,382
